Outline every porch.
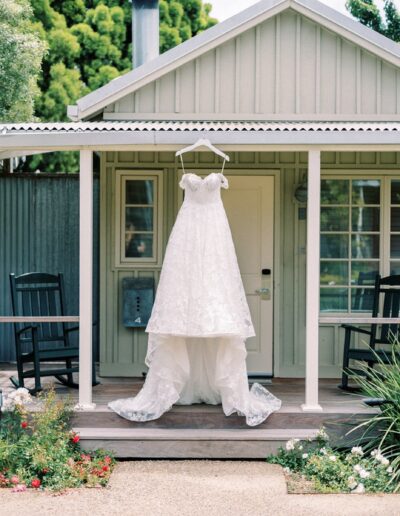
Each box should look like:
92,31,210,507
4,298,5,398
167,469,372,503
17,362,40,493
0,365,376,458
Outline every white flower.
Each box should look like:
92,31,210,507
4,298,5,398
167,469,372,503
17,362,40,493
316,428,329,441
285,438,300,451
351,447,364,457
2,398,15,411
352,483,365,494
387,466,393,474
371,449,390,466
347,476,358,490
353,464,362,473
329,455,337,462
319,447,328,455
302,453,308,459
359,469,370,479
283,467,291,474
298,445,303,451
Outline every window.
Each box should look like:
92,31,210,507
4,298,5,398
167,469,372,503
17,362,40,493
115,171,163,267
320,178,381,313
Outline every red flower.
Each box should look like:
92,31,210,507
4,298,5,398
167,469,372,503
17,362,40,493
104,456,112,464
21,421,28,429
41,468,49,474
71,434,80,443
31,478,41,489
102,465,109,472
10,475,19,485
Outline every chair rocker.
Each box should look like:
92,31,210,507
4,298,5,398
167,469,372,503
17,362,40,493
340,273,400,391
10,272,98,394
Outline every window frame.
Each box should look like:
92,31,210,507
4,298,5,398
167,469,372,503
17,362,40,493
114,169,163,268
319,172,400,316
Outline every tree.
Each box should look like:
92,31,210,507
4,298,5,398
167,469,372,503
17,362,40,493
22,0,217,173
346,0,400,41
0,0,47,123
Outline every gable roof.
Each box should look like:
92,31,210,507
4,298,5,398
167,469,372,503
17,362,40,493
68,0,400,121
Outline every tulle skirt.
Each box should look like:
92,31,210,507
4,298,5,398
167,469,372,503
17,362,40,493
108,334,281,427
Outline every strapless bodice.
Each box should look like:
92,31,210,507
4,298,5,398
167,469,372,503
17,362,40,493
179,172,229,205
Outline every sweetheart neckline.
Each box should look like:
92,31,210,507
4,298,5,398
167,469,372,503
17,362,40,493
183,172,223,181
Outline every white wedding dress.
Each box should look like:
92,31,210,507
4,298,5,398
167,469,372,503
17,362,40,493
108,171,281,426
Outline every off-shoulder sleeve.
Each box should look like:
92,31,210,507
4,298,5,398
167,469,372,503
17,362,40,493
179,174,187,190
220,174,229,189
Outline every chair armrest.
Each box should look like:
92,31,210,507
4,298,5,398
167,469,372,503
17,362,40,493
16,325,38,336
341,324,372,336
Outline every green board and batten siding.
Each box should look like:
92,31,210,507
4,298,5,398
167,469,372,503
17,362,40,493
99,150,400,378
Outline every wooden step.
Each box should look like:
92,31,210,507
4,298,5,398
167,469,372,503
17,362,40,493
71,405,371,430
74,427,319,459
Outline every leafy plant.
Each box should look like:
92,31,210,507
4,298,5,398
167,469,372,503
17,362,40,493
267,428,398,493
347,335,400,488
0,387,115,491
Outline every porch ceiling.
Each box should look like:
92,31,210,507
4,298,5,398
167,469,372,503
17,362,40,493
2,121,400,158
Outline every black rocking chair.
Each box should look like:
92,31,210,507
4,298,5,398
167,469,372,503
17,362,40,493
10,272,98,394
340,273,400,391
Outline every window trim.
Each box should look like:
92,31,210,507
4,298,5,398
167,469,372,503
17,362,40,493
114,169,163,268
319,173,400,316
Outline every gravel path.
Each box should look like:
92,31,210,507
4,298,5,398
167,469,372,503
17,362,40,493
0,461,398,516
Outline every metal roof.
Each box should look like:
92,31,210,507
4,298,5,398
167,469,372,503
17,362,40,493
68,0,400,121
3,121,400,133
2,121,400,159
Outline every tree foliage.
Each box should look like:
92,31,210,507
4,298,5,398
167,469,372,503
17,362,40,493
346,0,400,41
0,0,47,123
23,0,217,173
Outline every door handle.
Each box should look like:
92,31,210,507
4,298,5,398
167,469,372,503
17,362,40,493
255,288,270,295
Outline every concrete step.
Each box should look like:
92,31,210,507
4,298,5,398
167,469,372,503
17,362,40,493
74,427,319,459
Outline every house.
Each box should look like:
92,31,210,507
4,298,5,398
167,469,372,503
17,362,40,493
1,0,400,425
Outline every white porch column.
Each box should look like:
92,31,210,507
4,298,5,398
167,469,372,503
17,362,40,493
302,150,323,412
76,150,96,410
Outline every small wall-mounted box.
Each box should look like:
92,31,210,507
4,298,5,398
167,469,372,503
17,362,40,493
122,277,155,328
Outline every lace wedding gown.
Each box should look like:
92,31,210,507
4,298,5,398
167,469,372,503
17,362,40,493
108,171,281,426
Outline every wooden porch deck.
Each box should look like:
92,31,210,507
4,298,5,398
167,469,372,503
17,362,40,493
1,366,375,459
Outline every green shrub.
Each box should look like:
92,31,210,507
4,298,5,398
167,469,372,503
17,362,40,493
267,428,398,493
348,335,400,487
0,387,115,491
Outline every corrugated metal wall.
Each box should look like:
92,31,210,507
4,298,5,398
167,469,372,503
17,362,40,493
0,174,99,362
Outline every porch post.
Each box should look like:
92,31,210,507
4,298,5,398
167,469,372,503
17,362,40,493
76,149,96,410
301,150,323,412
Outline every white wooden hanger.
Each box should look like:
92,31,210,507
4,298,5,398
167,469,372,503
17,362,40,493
175,138,230,162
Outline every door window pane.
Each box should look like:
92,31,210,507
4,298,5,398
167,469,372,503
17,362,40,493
125,233,153,258
126,207,153,232
126,180,154,204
